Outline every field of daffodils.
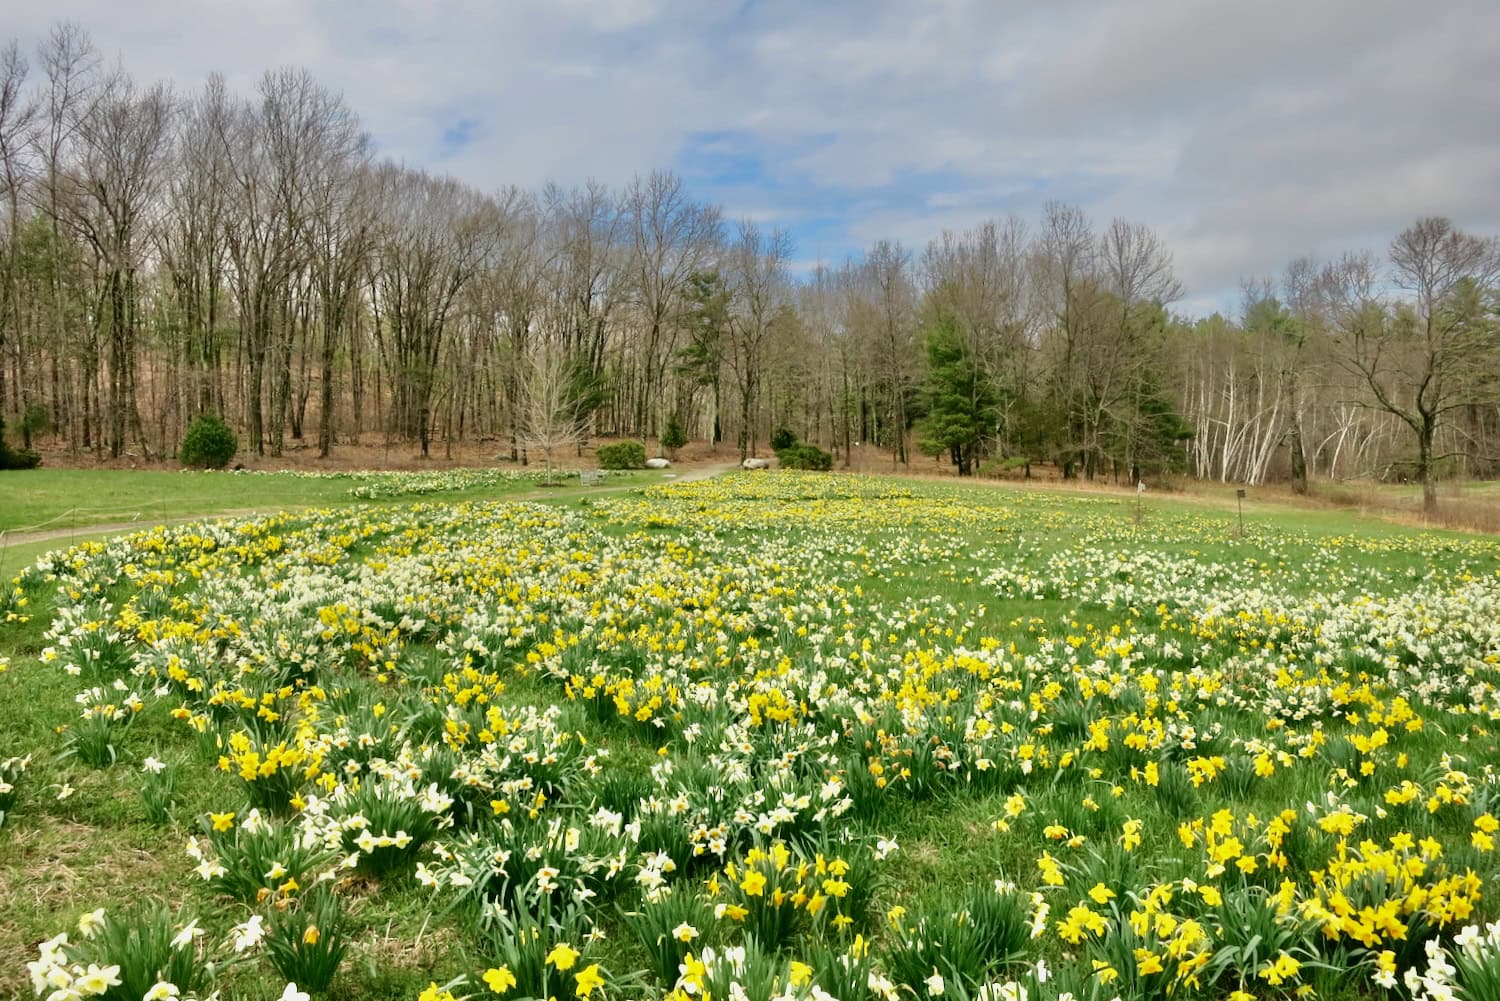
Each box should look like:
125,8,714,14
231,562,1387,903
4,471,1500,1001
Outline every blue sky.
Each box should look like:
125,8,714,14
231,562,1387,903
6,0,1498,316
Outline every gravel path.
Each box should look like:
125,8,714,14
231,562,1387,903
661,461,739,483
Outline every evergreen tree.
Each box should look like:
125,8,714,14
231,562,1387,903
1123,375,1194,480
676,270,730,447
915,315,999,476
659,413,687,457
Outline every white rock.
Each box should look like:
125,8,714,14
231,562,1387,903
741,457,771,470
645,457,672,469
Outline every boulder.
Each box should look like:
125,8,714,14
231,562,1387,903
741,457,771,470
645,457,672,469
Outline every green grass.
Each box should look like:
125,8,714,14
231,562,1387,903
0,467,654,586
0,468,357,533
0,467,666,535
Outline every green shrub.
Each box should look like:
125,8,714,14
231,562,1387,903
775,443,832,471
0,445,41,470
659,415,687,456
596,440,647,469
0,418,41,470
20,402,50,440
180,413,238,469
770,426,797,451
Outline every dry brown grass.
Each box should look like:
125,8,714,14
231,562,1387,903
31,433,743,475
0,819,195,998
841,444,1500,535
1250,479,1500,535
354,915,461,983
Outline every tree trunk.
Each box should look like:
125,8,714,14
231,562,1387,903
1288,417,1308,495
317,317,336,457
1419,418,1438,516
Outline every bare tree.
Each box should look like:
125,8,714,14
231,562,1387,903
1279,255,1328,493
518,332,588,484
860,240,917,466
0,40,35,424
1210,278,1296,485
31,21,99,448
793,264,844,458
158,75,234,424
541,180,624,433
257,69,350,455
301,90,371,457
1326,218,1500,513
219,81,286,455
471,188,544,460
1034,202,1099,476
1095,219,1182,480
623,170,721,435
724,220,790,459
369,165,496,456
61,69,173,457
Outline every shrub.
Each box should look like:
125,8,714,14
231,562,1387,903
775,443,833,471
0,445,41,470
659,415,687,456
0,418,41,470
20,402,50,441
597,440,647,469
770,426,797,451
180,413,238,469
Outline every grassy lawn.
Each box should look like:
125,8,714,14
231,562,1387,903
0,466,663,534
0,468,357,532
2,470,1498,1000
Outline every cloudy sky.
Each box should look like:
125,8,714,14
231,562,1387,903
6,0,1498,314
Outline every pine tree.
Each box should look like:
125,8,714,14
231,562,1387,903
915,316,999,476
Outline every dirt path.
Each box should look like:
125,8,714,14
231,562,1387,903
0,463,740,550
661,461,739,484
0,509,279,549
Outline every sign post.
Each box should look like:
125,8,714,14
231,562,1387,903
1236,488,1246,537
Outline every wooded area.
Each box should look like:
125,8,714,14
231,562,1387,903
2,24,1498,512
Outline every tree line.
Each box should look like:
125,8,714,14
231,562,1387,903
2,23,1498,513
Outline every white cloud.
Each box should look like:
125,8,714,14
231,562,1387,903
4,0,1497,313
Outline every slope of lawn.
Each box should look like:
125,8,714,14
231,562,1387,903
0,466,658,534
2,471,1499,1001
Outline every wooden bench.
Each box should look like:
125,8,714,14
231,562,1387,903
579,469,603,486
